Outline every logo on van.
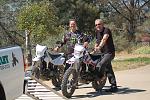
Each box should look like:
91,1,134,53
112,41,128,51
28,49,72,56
12,53,18,67
0,55,10,70
0,55,9,65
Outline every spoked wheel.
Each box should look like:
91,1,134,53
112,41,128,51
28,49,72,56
61,65,78,98
52,65,64,87
92,73,107,91
32,61,41,79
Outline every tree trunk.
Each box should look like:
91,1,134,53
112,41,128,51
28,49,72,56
25,30,32,67
127,0,136,42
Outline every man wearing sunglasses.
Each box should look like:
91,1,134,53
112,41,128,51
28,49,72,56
93,19,118,92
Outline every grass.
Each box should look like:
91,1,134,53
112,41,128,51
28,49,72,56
112,57,150,71
133,46,150,54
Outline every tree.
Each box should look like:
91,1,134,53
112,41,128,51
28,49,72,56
96,0,150,41
137,11,150,34
0,0,26,46
70,0,99,33
51,0,99,34
17,0,63,44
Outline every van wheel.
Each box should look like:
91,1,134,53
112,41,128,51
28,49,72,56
0,85,6,100
23,80,28,94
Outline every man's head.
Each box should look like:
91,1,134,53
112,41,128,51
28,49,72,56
95,19,104,31
69,19,78,32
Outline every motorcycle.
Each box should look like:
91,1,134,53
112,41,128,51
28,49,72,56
32,44,65,87
61,42,107,98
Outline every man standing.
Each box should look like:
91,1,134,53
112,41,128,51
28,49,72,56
54,19,89,71
94,19,118,92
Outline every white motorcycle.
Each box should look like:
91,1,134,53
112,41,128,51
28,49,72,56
61,43,107,98
32,44,65,87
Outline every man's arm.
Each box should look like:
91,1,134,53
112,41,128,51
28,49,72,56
54,35,66,51
81,33,90,48
95,34,109,51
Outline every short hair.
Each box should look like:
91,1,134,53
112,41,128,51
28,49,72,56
69,19,76,22
69,19,78,30
69,19,77,25
95,19,104,24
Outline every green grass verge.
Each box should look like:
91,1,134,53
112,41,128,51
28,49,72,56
112,57,150,71
132,46,150,54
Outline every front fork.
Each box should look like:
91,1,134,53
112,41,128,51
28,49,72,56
71,61,80,73
71,61,81,84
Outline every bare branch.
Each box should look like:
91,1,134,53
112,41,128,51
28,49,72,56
108,1,130,21
122,0,131,13
139,0,150,10
135,0,139,5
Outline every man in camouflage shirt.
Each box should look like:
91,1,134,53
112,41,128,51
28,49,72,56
54,19,89,70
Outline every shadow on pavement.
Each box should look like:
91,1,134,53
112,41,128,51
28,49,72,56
112,86,146,94
102,85,146,94
70,86,146,99
71,90,110,99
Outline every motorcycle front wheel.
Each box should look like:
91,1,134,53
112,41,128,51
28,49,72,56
61,65,78,98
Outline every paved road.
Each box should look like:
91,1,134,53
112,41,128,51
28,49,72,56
44,64,150,100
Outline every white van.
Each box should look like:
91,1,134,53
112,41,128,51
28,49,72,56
0,46,25,100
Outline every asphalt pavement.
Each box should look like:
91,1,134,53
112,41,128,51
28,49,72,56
44,64,150,100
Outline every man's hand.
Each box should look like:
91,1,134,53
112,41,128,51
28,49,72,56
54,47,59,52
94,46,100,51
83,42,88,48
90,50,95,54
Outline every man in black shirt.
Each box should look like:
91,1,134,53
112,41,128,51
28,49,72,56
94,19,118,92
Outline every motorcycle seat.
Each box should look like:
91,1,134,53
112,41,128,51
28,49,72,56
89,53,103,61
48,52,62,60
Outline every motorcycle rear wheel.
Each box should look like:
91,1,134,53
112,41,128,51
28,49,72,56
32,62,40,79
61,65,78,98
92,73,107,91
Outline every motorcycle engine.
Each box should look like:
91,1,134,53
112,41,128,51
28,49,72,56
79,63,99,82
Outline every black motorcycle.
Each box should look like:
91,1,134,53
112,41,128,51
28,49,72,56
61,43,107,98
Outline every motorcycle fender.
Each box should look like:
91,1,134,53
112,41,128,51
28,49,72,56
32,57,41,61
51,57,65,65
66,57,79,64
